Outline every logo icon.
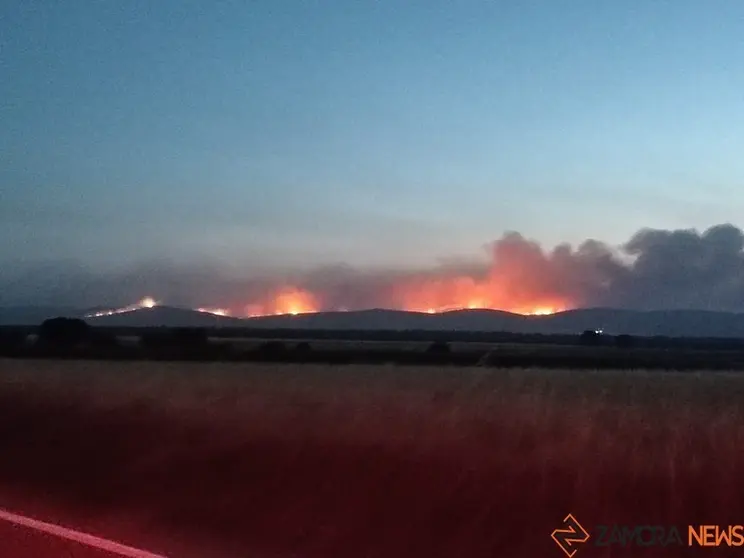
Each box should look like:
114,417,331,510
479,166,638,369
552,514,590,557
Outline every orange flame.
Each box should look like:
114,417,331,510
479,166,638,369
391,275,571,316
243,286,319,317
196,307,230,316
236,279,570,317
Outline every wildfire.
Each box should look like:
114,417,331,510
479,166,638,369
233,278,569,317
84,275,573,321
242,287,319,317
196,307,230,316
389,275,570,317
523,306,561,316
85,296,159,318
81,231,598,320
418,303,564,316
82,286,569,320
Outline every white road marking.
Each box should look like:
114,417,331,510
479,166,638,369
0,508,169,557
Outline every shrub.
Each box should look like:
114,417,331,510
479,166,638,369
89,328,120,348
140,328,209,349
615,334,635,349
140,330,172,350
579,329,602,346
257,341,287,356
172,327,209,347
296,341,312,353
0,329,27,355
426,341,450,354
37,317,91,347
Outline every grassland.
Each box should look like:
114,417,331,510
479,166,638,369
0,360,743,557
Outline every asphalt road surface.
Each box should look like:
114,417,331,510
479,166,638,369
0,508,168,558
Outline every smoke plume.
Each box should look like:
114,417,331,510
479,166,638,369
2,223,744,314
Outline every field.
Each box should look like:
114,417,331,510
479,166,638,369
9,320,744,370
1,360,743,557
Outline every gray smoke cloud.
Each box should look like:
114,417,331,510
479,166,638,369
2,223,744,313
609,224,744,310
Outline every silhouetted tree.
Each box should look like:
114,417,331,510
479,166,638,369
426,341,450,354
295,341,312,353
257,340,286,356
579,330,602,346
37,317,91,347
140,330,171,350
0,329,27,355
89,328,120,348
615,334,635,349
172,327,209,347
140,328,208,349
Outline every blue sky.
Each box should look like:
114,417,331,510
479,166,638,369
3,0,744,278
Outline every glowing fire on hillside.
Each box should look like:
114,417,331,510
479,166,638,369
390,275,570,316
234,276,571,317
420,304,564,315
86,289,568,319
85,297,159,318
79,232,599,319
84,258,578,320
243,287,320,317
196,307,230,317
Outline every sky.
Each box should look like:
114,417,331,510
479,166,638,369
3,1,744,309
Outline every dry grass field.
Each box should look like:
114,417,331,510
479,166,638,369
0,359,743,557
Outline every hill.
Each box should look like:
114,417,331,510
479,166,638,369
85,306,245,328
3,305,744,338
239,307,744,337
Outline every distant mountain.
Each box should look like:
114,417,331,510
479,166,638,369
242,308,744,337
2,305,744,338
239,308,438,330
86,306,245,328
540,308,744,338
239,308,538,332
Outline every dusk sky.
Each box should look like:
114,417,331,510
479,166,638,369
4,1,744,309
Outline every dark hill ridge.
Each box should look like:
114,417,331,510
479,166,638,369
3,305,744,338
83,306,246,328
237,307,744,338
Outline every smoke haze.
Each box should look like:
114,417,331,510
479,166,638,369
2,224,744,314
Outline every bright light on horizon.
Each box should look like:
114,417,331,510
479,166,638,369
196,307,229,316
525,306,560,316
83,296,567,320
84,296,159,318
414,304,564,316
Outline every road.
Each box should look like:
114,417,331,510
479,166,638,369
0,507,169,558
0,503,282,558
